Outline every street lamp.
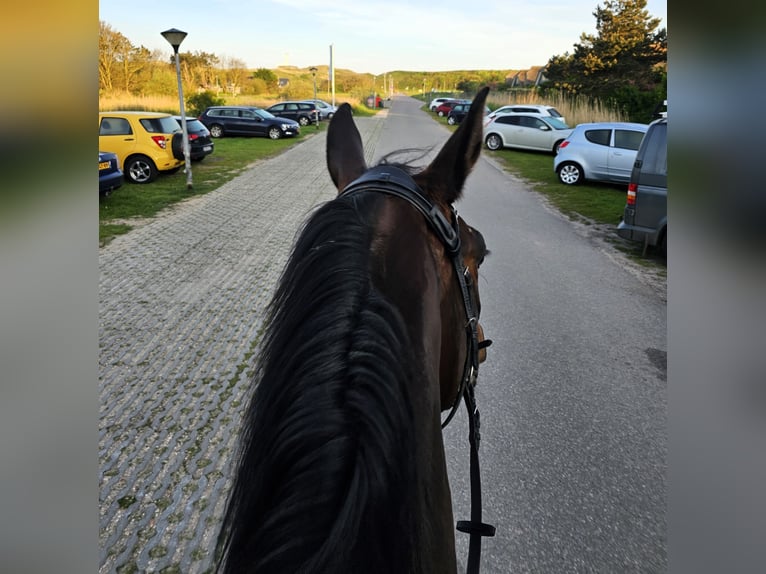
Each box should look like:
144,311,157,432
309,66,319,129
161,28,192,190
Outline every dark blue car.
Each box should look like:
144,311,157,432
99,151,123,195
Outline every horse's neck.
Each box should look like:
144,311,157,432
371,205,458,572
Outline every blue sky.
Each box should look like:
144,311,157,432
99,0,667,75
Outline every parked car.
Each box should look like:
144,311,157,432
302,99,337,120
554,122,648,185
265,101,318,126
434,100,468,117
483,113,573,154
172,116,214,161
98,111,184,184
617,117,667,255
198,106,301,140
99,151,123,195
447,102,491,125
429,97,454,111
486,104,565,124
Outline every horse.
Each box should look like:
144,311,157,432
216,86,492,573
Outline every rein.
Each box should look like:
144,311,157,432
341,165,496,573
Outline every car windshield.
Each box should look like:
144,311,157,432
253,109,276,119
546,117,571,130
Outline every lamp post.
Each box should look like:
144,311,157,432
161,28,192,190
309,66,319,129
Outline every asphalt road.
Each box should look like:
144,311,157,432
99,95,666,573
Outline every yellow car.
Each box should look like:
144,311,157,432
98,111,184,183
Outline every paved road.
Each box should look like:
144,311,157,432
100,96,666,572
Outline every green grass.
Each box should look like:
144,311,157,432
484,148,627,226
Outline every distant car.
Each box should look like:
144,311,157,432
483,113,573,154
302,99,337,120
198,106,301,140
99,151,123,195
617,117,667,255
265,101,318,126
447,102,490,125
429,97,454,112
172,116,214,161
554,122,648,185
98,111,184,183
486,104,565,124
434,100,468,117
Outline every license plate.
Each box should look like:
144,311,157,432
203,146,212,152
99,161,111,170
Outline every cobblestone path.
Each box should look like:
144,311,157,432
99,112,387,573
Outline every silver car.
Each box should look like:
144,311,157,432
483,113,573,154
554,122,648,185
302,99,338,120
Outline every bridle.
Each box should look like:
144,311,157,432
341,165,496,574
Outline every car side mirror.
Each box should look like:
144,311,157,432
539,125,550,131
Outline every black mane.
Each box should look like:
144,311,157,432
217,192,418,573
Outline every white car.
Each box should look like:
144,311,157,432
429,97,454,112
483,113,573,154
302,99,338,120
485,104,565,125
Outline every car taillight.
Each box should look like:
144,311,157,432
189,134,199,141
151,135,167,149
559,141,569,149
626,183,637,206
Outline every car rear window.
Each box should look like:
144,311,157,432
638,124,667,176
614,129,645,151
141,116,181,134
584,129,611,146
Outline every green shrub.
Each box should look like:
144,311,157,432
186,91,226,116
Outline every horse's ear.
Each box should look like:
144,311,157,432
326,103,367,193
419,86,490,204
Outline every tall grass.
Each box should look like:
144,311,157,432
99,92,365,113
486,89,627,125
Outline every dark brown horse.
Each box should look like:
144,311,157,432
216,87,492,573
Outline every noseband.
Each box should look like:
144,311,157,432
341,165,496,573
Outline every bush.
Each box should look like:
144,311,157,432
186,91,226,116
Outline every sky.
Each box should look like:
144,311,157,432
99,0,667,76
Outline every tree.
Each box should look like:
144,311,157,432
544,0,666,119
99,21,132,92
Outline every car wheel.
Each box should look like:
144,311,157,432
437,111,445,117
553,139,565,155
268,126,282,140
209,124,224,138
448,116,456,125
171,132,185,160
125,155,158,184
299,116,310,126
659,230,667,257
326,112,334,119
485,134,502,151
557,162,583,185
